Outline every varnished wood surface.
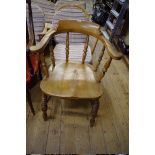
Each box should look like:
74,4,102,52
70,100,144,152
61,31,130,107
38,23,53,38
30,20,123,103
27,27,128,153
65,32,69,62
26,57,128,154
30,20,122,60
82,35,89,64
40,62,102,99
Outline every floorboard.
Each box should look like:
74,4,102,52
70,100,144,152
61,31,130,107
26,84,50,154
59,99,76,153
45,97,61,153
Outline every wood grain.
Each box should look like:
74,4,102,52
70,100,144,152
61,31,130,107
82,35,89,64
66,32,69,63
97,56,112,82
60,99,76,153
40,62,102,99
60,99,91,153
94,45,105,71
26,84,50,154
30,20,122,60
91,38,98,55
45,97,61,153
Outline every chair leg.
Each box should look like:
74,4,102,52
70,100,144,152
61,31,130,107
41,93,48,121
90,99,99,127
26,89,35,115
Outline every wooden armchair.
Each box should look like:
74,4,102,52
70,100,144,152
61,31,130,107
30,20,122,127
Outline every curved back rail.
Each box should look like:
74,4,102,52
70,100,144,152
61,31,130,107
30,20,122,82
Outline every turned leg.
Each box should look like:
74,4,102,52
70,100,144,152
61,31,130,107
90,99,99,127
41,93,48,121
26,89,35,115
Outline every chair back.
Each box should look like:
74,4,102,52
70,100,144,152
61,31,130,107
30,20,122,82
50,20,114,82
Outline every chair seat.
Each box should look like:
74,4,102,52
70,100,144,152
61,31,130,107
40,62,102,99
53,43,92,62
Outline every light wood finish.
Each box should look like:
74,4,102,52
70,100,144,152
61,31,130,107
40,62,102,99
57,4,90,19
97,56,112,82
38,23,53,39
66,32,69,63
82,35,89,64
46,97,61,153
30,20,122,60
30,27,57,53
94,45,105,71
26,56,129,153
91,38,98,55
90,99,99,127
30,20,122,126
123,55,129,68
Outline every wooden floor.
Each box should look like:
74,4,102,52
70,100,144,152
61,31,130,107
26,51,129,154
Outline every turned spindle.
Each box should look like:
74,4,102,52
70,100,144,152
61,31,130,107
82,35,89,64
91,38,98,55
66,32,69,62
97,56,112,82
94,46,105,71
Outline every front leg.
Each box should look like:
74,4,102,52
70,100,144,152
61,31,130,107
41,93,48,121
90,99,99,127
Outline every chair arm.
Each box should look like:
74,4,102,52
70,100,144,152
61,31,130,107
38,23,54,39
104,39,123,60
30,27,57,53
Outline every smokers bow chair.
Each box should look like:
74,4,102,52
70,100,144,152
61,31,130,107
30,20,122,127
